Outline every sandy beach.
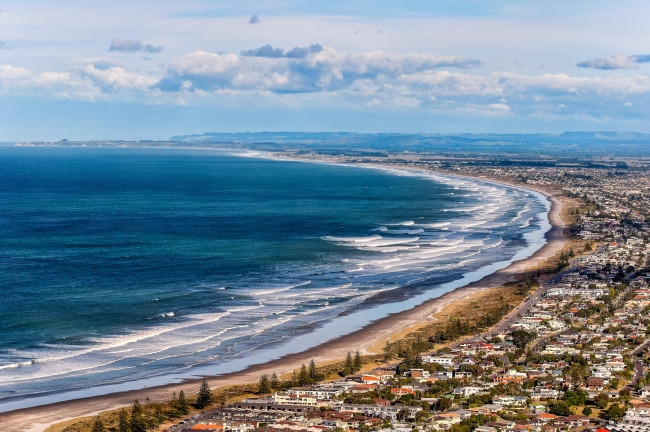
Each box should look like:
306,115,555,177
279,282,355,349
0,170,568,432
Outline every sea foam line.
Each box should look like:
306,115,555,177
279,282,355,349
0,305,263,371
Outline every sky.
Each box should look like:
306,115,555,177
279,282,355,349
2,0,650,140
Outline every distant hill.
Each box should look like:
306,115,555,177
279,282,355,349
169,131,650,156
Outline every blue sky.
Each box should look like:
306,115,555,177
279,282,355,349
1,0,650,140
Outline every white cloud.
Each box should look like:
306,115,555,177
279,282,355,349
401,71,504,96
460,102,513,118
156,46,480,94
32,72,71,87
488,103,510,111
83,64,158,91
167,51,240,76
109,39,163,54
0,65,32,82
577,53,639,70
2,44,650,124
241,44,323,58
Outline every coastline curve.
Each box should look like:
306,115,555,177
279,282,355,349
0,158,566,432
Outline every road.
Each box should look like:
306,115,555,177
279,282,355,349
165,410,211,432
490,284,549,337
626,337,650,390
485,266,573,338
444,265,575,352
452,260,636,355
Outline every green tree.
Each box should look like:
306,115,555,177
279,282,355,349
548,400,571,416
568,363,590,382
436,397,453,412
459,364,484,378
270,372,279,390
595,393,609,409
510,330,536,349
117,408,129,432
153,404,165,424
582,406,592,416
169,391,178,416
562,390,587,406
397,407,410,421
415,410,430,423
601,404,625,421
344,352,353,372
383,341,393,362
196,378,213,409
91,416,105,432
299,364,310,386
130,399,148,432
354,351,363,372
259,374,271,394
619,388,631,401
177,390,190,415
308,359,319,381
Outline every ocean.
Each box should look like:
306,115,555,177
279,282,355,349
0,146,550,410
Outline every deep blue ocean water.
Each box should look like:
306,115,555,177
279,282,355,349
0,147,549,409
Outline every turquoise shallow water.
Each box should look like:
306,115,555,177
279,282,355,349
0,147,548,408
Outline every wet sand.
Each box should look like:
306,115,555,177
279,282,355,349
0,171,567,432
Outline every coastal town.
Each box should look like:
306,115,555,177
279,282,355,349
66,157,650,432
6,1,650,431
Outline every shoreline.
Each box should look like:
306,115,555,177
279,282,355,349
0,163,567,432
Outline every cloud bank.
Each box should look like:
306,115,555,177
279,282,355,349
109,39,163,54
241,44,324,58
154,45,481,94
577,53,650,70
0,45,649,124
